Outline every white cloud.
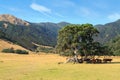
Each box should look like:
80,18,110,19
30,3,51,13
0,5,21,12
108,13,120,21
9,8,20,12
63,0,75,7
80,7,90,16
30,3,64,18
54,13,65,18
53,0,75,8
78,7,98,18
93,1,108,9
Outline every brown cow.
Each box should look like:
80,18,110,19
103,58,112,63
96,59,102,63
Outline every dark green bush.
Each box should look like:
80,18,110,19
2,48,29,54
15,49,29,54
2,48,15,53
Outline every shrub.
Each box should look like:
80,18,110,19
2,48,29,54
15,49,29,54
2,48,15,53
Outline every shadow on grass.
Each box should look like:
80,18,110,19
78,61,120,64
91,62,120,64
105,62,120,64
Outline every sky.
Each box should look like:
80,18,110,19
0,0,120,25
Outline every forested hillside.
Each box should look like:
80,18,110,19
95,19,120,44
0,14,69,51
0,14,120,52
107,36,120,55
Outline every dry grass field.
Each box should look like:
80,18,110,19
0,53,120,80
0,39,120,80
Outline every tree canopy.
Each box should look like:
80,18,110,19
56,24,112,57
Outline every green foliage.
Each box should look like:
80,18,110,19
56,24,98,56
15,49,29,54
95,19,120,44
0,21,69,51
59,50,74,56
0,30,5,38
2,48,29,54
56,24,112,57
2,48,14,53
107,36,120,56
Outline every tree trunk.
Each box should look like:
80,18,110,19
73,49,79,63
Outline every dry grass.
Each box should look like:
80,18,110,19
0,39,29,52
0,39,120,80
0,53,120,80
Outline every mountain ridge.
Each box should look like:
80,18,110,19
0,14,70,51
0,14,120,51
95,19,120,44
0,14,29,26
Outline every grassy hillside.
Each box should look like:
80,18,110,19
0,53,120,80
0,39,29,52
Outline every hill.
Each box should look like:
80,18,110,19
0,14,29,26
1,14,120,51
107,36,120,55
95,19,120,44
0,14,69,51
0,39,28,52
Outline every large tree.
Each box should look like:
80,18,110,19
56,24,101,58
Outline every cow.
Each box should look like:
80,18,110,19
96,59,102,63
103,58,112,63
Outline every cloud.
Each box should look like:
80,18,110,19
63,0,75,7
30,3,65,18
54,13,65,18
9,8,20,12
93,1,108,9
0,5,21,12
108,13,120,21
80,7,90,16
78,7,98,18
53,0,75,8
30,3,51,13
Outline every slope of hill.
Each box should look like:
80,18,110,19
0,39,28,52
0,14,69,51
0,14,29,26
95,19,120,44
107,36,120,55
1,14,120,51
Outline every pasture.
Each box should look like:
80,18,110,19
0,53,120,80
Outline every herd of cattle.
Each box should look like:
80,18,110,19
65,57,112,64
